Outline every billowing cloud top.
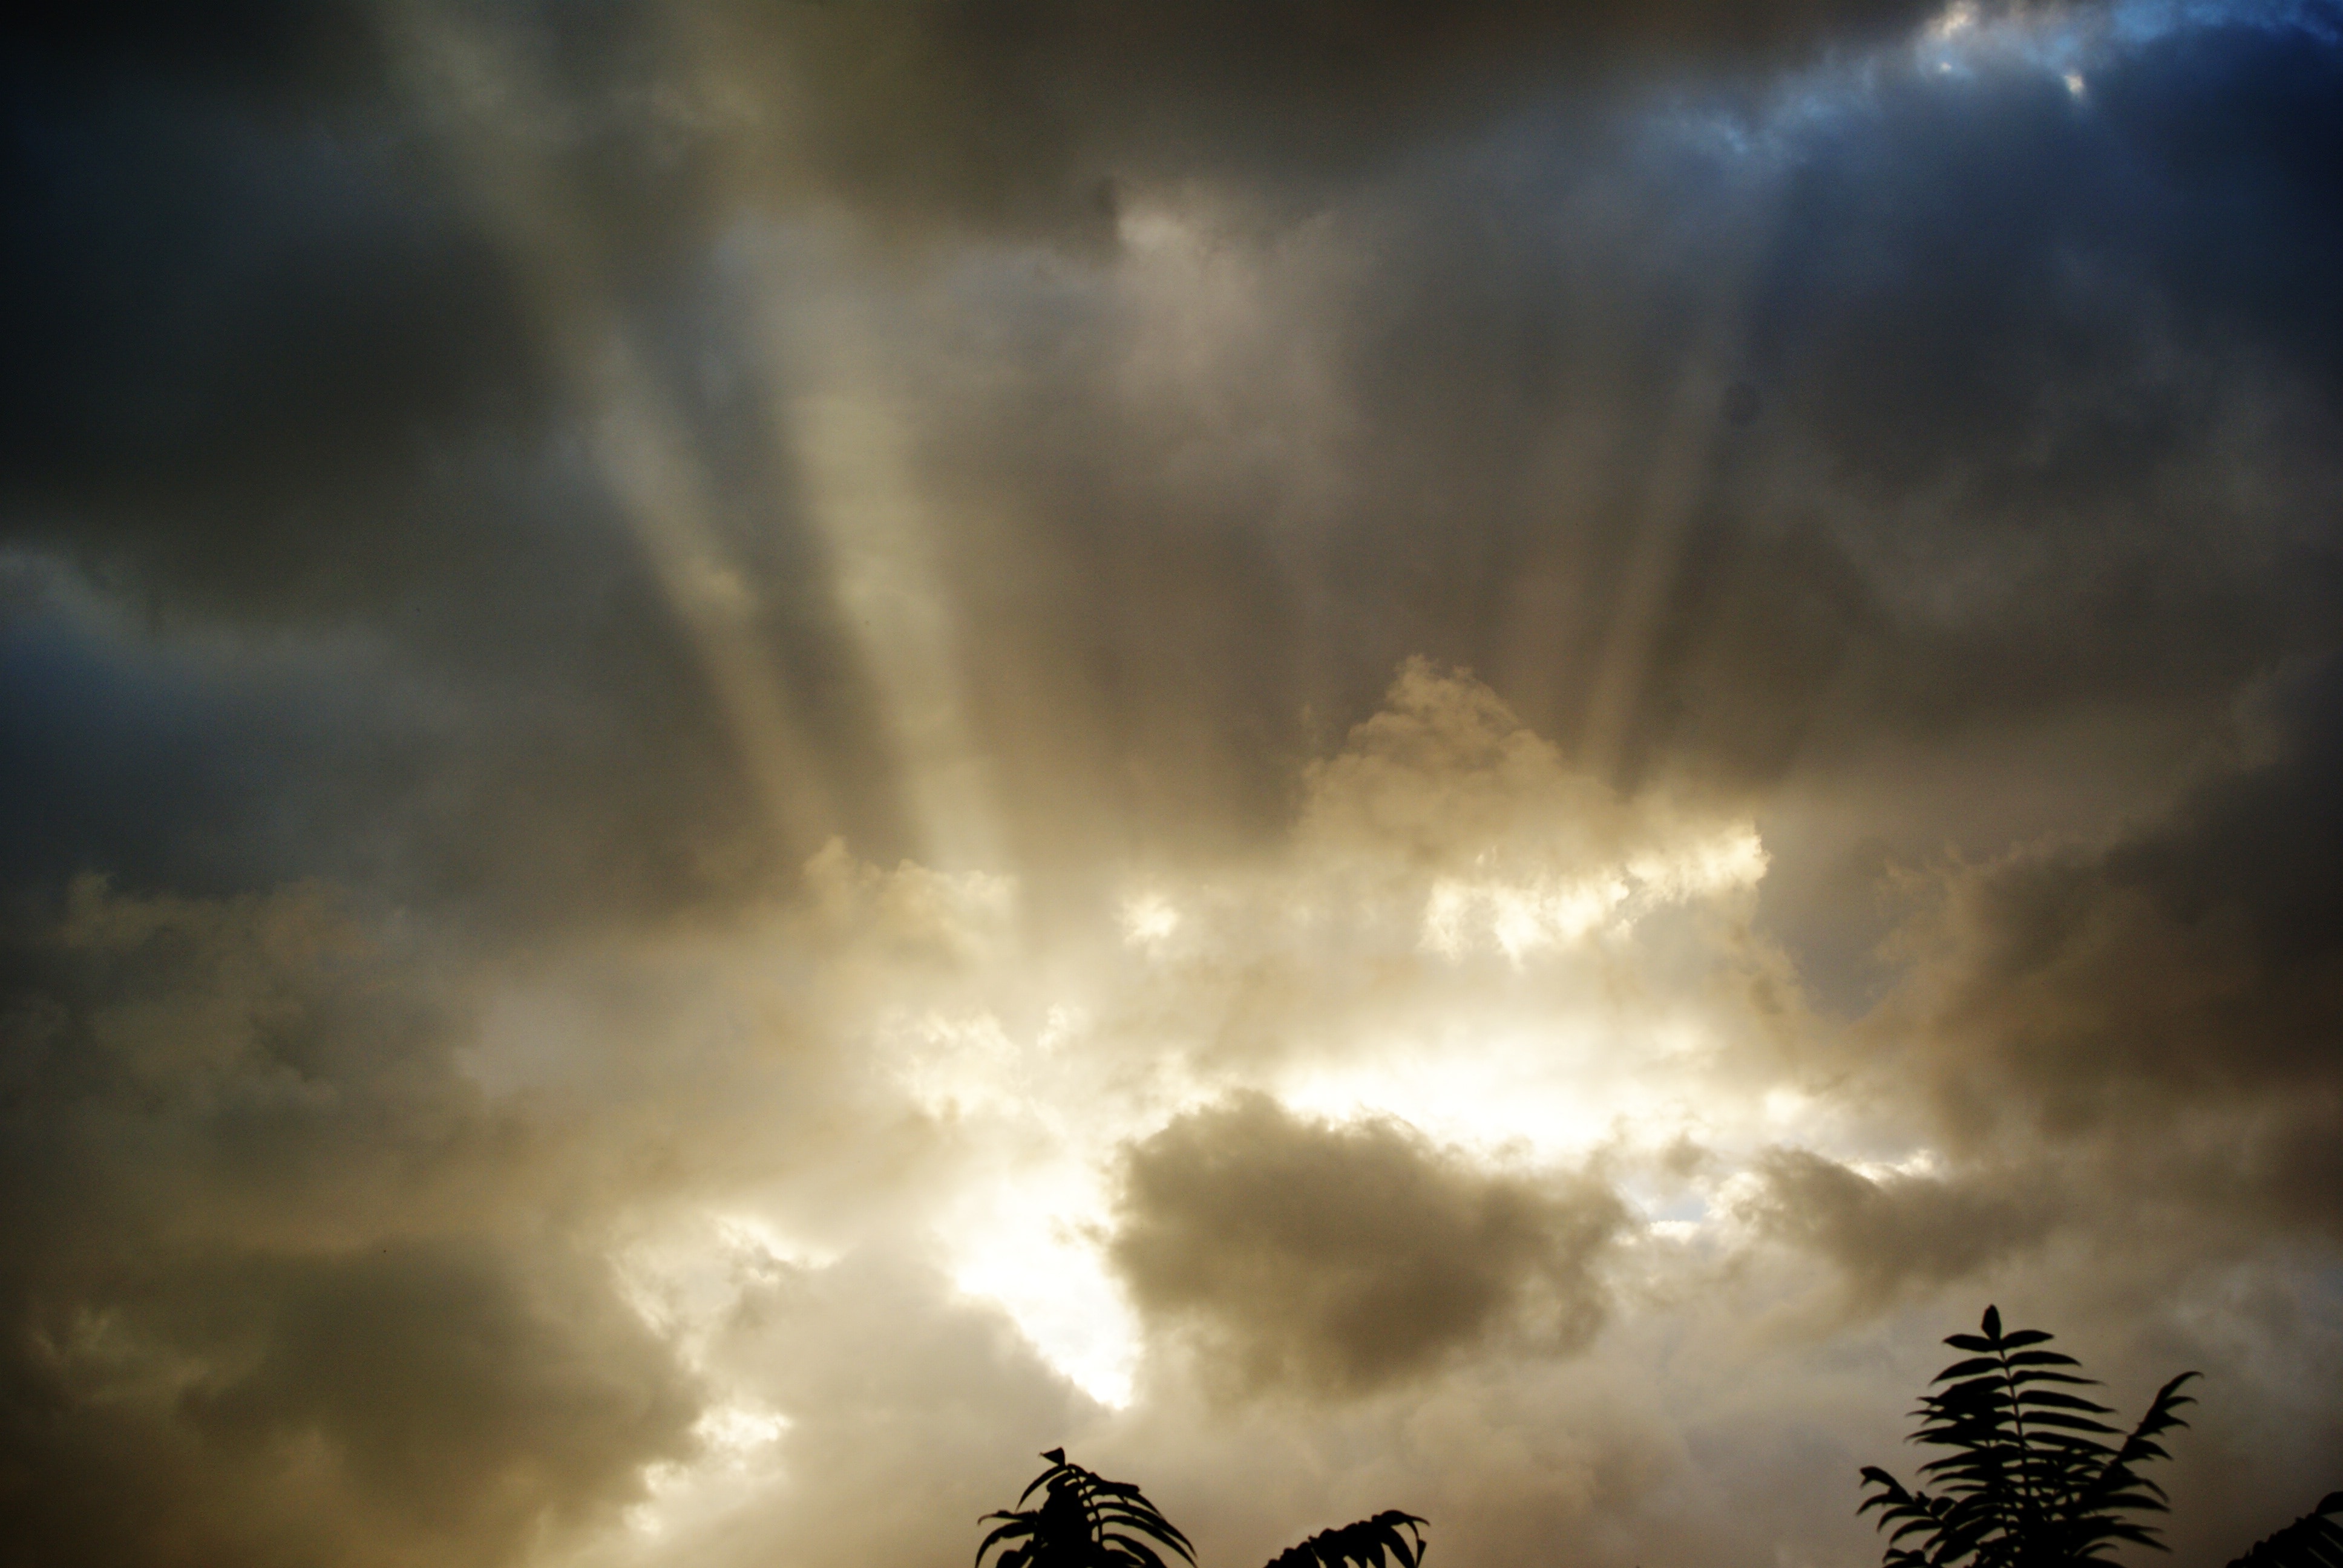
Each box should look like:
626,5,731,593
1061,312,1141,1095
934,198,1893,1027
4,2,2342,1566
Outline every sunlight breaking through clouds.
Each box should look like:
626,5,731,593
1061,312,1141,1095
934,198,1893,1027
13,0,2343,1561
677,665,1818,1413
1418,824,1767,962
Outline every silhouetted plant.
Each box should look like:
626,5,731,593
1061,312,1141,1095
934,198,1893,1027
1859,1304,2198,1568
1262,1512,1427,1568
2226,1492,2343,1568
978,1450,1195,1568
978,1452,1426,1568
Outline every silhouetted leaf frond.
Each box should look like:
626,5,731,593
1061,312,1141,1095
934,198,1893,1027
980,1451,1196,1568
2227,1493,2343,1568
1265,1512,1429,1568
1858,1305,2198,1568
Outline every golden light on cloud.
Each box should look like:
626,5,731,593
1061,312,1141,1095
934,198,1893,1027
517,659,1825,1465
585,665,1820,1429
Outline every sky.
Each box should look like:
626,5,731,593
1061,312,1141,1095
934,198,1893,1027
3,2,2342,1566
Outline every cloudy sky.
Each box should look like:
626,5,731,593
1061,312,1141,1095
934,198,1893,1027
5,2,2342,1565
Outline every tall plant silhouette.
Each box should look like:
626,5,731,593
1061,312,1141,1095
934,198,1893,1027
978,1451,1196,1568
1859,1305,2197,1568
978,1451,1425,1568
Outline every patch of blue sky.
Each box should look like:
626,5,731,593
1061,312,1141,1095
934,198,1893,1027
2111,0,2342,45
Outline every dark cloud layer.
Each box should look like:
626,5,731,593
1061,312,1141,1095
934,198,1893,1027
4,1243,693,1568
5,4,2341,920
1740,1148,2057,1307
730,0,1938,237
888,10,2343,891
1876,652,2343,1234
1112,1095,1624,1394
0,877,701,1566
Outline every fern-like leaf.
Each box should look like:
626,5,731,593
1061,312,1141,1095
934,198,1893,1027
1264,1512,1429,1568
979,1451,1196,1568
1859,1306,2197,1568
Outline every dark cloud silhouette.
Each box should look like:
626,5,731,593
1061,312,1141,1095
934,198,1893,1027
0,876,703,1567
882,11,2343,852
1896,655,2343,1095
183,1243,698,1551
1739,1148,2059,1307
5,4,2341,925
1873,652,2343,1232
1740,19,2343,589
1111,1094,1625,1395
0,555,796,930
718,0,1939,238
2,1244,696,1568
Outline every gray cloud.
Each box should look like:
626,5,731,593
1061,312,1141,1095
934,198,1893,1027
182,1243,698,1556
873,13,2343,895
1832,650,2343,1290
0,875,704,1567
7,4,2342,932
1877,656,2343,1133
712,0,1938,239
1111,1094,1625,1396
1,1244,695,1568
1738,1148,2059,1308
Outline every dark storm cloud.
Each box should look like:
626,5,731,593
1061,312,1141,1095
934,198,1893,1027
1737,16,2343,717
0,0,1943,602
1,0,1936,569
1739,1148,2058,1307
729,0,1937,238
1876,652,2343,1231
0,36,782,924
1110,1094,1625,1396
9,1,2343,928
0,875,703,1566
0,3,917,918
0,552,797,930
1753,21,2343,483
4,1243,696,1568
185,1243,696,1553
7,4,381,102
891,9,2343,872
0,35,538,612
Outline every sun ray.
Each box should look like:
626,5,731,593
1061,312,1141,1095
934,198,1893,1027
378,0,833,855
